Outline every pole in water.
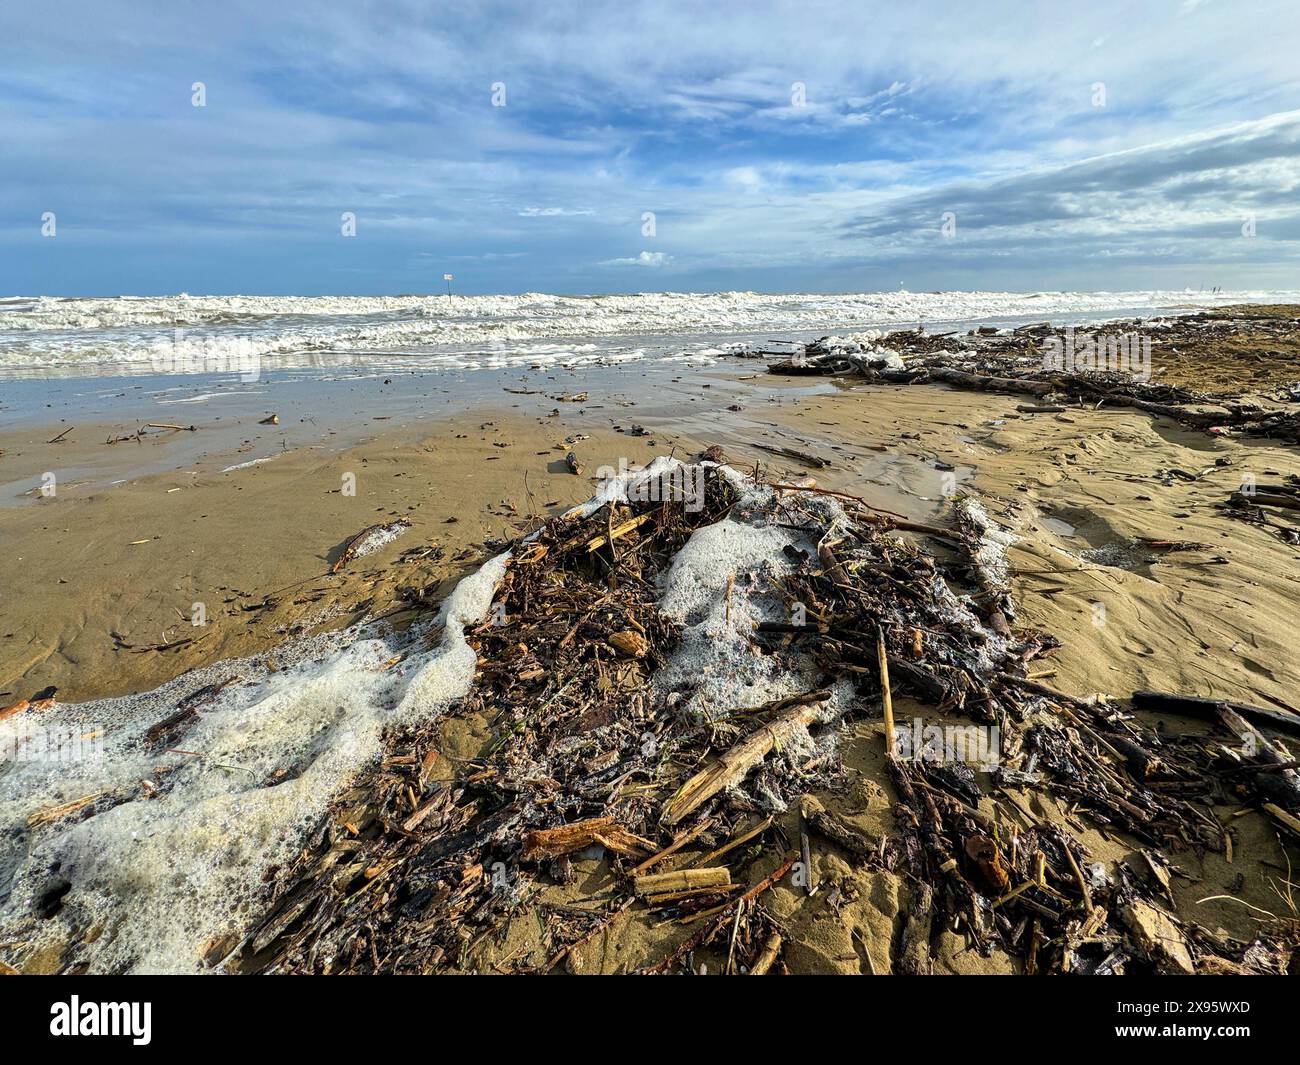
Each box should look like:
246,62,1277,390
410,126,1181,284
443,272,454,304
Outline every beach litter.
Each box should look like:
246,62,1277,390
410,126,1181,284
330,519,412,573
755,308,1300,446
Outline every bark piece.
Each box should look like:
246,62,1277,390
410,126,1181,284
521,816,653,861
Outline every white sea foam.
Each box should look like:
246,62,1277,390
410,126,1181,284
654,485,816,718
0,553,508,973
2,289,1295,372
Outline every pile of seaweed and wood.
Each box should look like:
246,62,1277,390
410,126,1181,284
753,306,1300,444
238,457,1299,975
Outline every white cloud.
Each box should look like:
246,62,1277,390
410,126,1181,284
518,207,594,217
601,250,671,267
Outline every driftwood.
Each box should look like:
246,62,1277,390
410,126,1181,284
800,796,879,864
1262,803,1300,838
661,701,825,825
585,512,654,552
916,367,1054,396
1132,689,1300,738
749,932,782,974
1216,707,1300,812
521,816,654,861
877,626,895,759
633,867,730,896
750,443,829,469
896,882,934,975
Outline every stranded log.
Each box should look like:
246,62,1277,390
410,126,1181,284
1132,690,1300,738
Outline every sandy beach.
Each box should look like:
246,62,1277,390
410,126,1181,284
3,303,1298,976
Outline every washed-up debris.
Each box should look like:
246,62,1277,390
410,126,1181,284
754,308,1300,445
224,453,1297,976
105,423,197,445
330,520,412,574
521,817,653,861
1121,899,1195,975
9,437,1294,975
1133,689,1300,739
1221,478,1300,542
749,442,830,469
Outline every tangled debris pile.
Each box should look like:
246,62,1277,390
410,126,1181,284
238,458,1297,975
756,307,1300,444
1221,475,1300,545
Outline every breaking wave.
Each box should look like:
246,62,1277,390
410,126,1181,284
2,289,1295,371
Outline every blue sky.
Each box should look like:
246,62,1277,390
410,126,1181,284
3,0,1299,295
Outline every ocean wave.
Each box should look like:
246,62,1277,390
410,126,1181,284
1,289,1295,371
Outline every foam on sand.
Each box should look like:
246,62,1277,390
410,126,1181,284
0,553,507,973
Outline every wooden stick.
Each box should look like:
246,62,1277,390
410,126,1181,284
643,884,742,906
1060,836,1093,911
801,796,879,863
1217,707,1300,810
1132,689,1300,738
749,932,782,975
799,798,815,895
543,897,634,972
584,511,652,553
629,816,715,876
877,626,895,760
633,866,730,896
896,882,934,975
1262,803,1300,837
751,443,828,469
690,815,775,868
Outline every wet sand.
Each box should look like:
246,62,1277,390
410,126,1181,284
0,412,697,703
